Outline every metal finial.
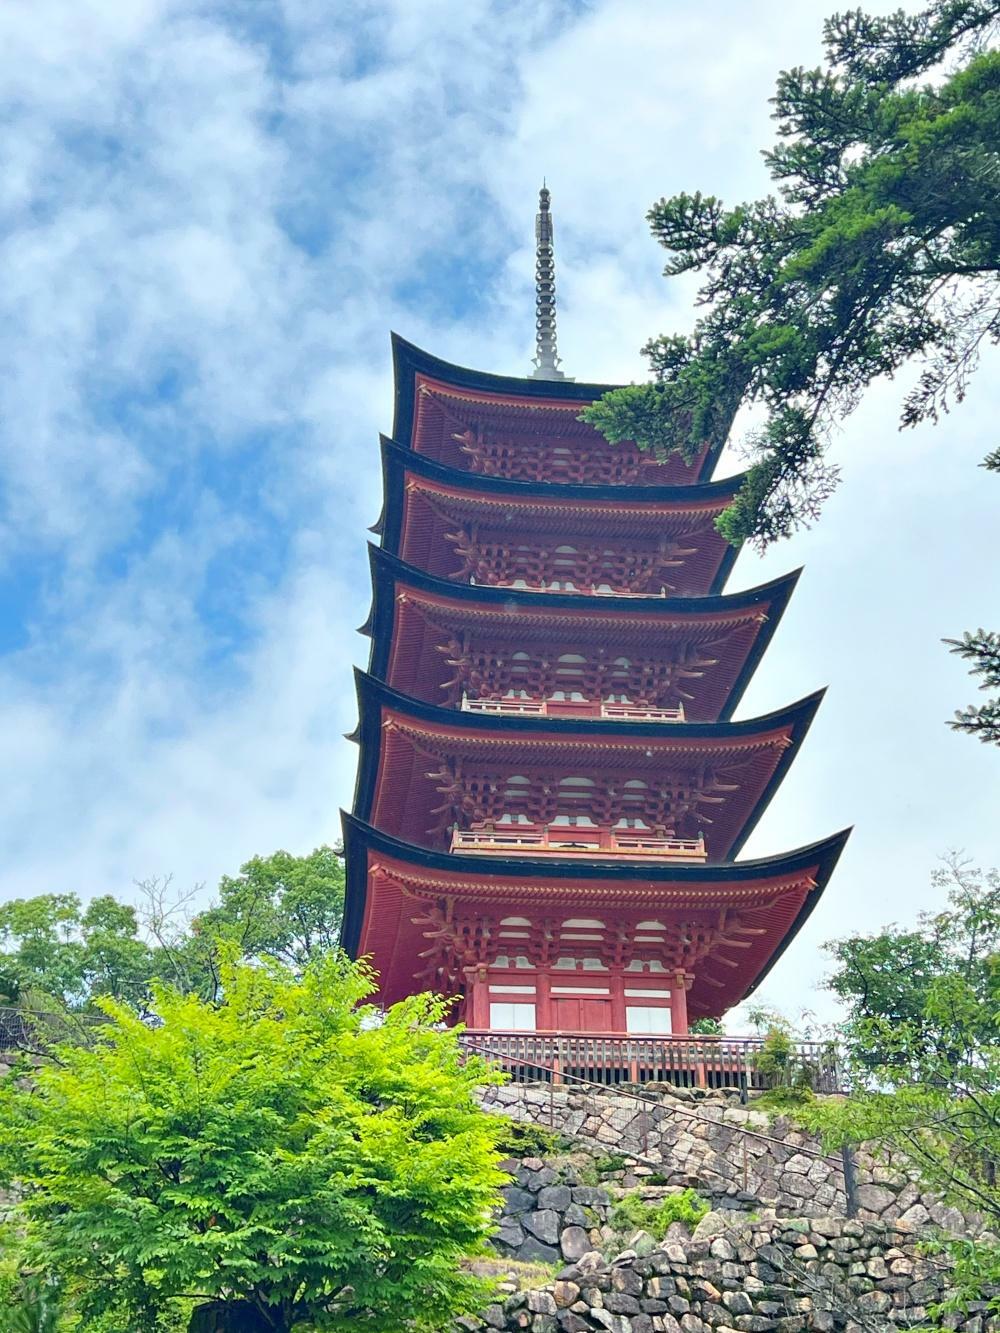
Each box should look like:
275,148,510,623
531,184,571,381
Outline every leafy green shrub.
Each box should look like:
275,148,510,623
0,954,508,1333
753,1025,817,1092
5,1275,62,1333
755,1084,815,1113
591,1153,629,1175
492,1118,568,1159
689,1017,723,1036
610,1188,709,1237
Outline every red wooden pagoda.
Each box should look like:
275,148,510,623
343,189,848,1043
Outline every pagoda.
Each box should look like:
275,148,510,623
343,188,848,1045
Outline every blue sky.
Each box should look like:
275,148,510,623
2,0,997,1023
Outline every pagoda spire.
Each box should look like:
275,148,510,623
531,183,572,381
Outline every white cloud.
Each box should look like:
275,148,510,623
1,0,994,1033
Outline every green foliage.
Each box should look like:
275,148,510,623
688,1016,724,1036
944,629,1000,743
825,854,1000,1069
0,893,153,1012
5,1276,63,1333
0,954,507,1333
0,846,345,1017
754,1084,816,1113
204,846,345,971
752,1025,819,1092
148,845,346,1001
610,1188,709,1238
491,1118,568,1159
807,857,1000,1313
591,1153,629,1175
582,1,1000,548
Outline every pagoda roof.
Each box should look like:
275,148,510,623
341,812,851,1016
375,438,744,596
390,335,727,485
361,546,802,723
349,671,823,863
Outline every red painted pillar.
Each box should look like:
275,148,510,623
671,974,690,1035
536,971,552,1031
610,972,627,1033
466,968,490,1030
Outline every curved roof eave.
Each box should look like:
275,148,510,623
391,333,624,443
389,334,732,483
339,811,851,959
377,437,745,593
379,432,748,505
363,543,800,626
347,668,825,854
352,665,824,744
359,545,801,718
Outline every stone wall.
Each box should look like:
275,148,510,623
496,1154,614,1265
469,1212,993,1333
481,1083,974,1234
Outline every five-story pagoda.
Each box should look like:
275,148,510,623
343,188,848,1046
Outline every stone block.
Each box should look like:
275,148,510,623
613,1269,644,1297
722,1293,753,1316
504,1186,537,1216
897,1203,931,1228
525,1210,562,1246
680,1316,707,1333
528,1292,558,1316
573,1187,611,1207
520,1235,561,1264
577,1251,610,1275
605,1293,642,1315
557,1315,591,1333
554,1282,581,1309
561,1227,591,1262
857,1291,892,1315
539,1185,573,1211
855,1184,897,1213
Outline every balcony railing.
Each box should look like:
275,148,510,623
492,581,667,599
461,695,685,723
461,1030,844,1093
450,824,707,861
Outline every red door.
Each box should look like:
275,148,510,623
551,996,613,1032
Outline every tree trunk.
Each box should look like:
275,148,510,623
187,1301,278,1333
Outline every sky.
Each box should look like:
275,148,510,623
1,0,997,1026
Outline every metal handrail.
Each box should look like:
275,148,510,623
460,1031,843,1165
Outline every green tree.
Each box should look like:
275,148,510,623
144,846,345,1001
945,628,1000,742
806,964,1000,1310
206,845,345,969
0,893,153,1012
581,0,1000,740
809,858,1000,1310
825,854,1000,1068
0,954,506,1333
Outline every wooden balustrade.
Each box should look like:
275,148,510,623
450,824,707,861
461,696,685,722
460,1029,843,1094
